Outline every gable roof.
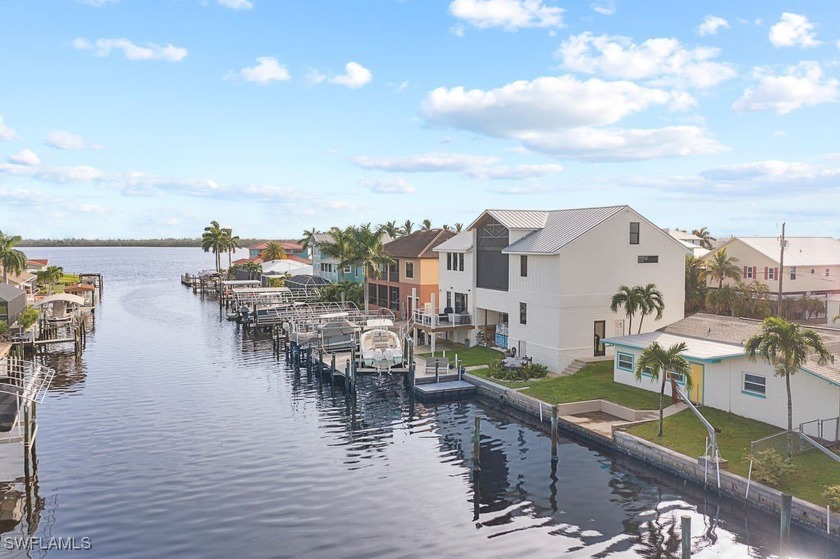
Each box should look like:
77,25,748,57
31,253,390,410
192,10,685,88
723,237,840,267
312,233,334,245
249,240,305,251
384,229,456,258
0,283,26,302
468,210,549,231
604,331,745,362
502,206,626,254
664,229,703,243
434,231,472,253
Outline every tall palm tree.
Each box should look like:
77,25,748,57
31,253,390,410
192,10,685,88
706,284,737,315
635,284,664,333
703,247,740,289
320,227,354,282
378,221,400,239
0,231,27,284
745,317,830,438
243,262,262,280
610,285,642,333
401,220,415,236
260,241,287,262
36,265,63,294
421,219,432,231
454,223,464,232
684,255,706,313
299,228,318,252
347,224,393,312
201,221,225,272
692,227,716,250
222,228,241,271
636,341,692,437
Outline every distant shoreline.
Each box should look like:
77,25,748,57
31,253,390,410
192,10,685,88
19,238,268,248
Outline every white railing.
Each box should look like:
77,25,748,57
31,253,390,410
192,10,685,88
412,310,472,328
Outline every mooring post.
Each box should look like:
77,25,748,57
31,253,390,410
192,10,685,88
681,515,691,559
551,405,559,463
780,493,792,546
435,361,439,384
473,416,481,473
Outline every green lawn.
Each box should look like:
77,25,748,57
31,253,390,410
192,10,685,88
626,408,840,506
520,360,661,409
469,367,533,389
418,341,503,368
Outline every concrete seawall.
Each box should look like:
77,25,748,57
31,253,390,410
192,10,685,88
463,372,840,541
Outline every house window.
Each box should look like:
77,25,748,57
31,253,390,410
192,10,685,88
520,302,527,325
637,255,659,264
458,253,464,272
617,352,634,372
446,253,452,271
405,262,414,279
745,266,755,279
520,255,528,277
790,267,797,280
668,370,687,385
455,292,467,313
826,268,831,277
629,222,640,244
766,267,776,280
743,373,766,397
446,291,452,309
344,265,352,274
640,367,654,379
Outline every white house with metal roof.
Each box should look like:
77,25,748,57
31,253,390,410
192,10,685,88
606,313,840,434
703,237,840,296
433,231,474,345
447,205,687,372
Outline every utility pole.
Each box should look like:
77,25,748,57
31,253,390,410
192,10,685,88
777,223,785,317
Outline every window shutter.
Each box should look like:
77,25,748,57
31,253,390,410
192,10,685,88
764,267,768,280
774,267,779,279
743,266,747,278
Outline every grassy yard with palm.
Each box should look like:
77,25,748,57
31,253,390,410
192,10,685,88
417,340,503,367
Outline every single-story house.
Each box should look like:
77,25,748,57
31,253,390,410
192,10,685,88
0,284,27,326
605,313,840,434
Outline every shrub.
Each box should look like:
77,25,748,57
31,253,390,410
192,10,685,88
750,448,796,487
487,359,549,382
0,322,7,337
823,485,840,511
522,362,548,379
19,307,39,330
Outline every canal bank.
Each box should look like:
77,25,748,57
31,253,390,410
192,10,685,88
464,372,840,542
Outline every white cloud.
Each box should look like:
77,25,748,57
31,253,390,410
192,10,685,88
449,0,563,31
388,81,410,92
701,160,813,181
45,130,98,150
517,126,725,161
0,188,49,206
450,24,466,37
7,149,40,166
491,184,554,195
78,0,118,5
695,160,840,197
697,15,728,36
235,57,290,84
591,0,615,16
0,162,104,183
359,177,416,193
733,61,839,114
0,116,18,141
77,204,108,214
769,12,820,48
466,163,563,179
218,0,253,10
329,62,372,89
73,37,188,62
556,33,736,89
351,152,498,172
422,75,687,136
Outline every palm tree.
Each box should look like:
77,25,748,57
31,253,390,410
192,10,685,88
454,223,464,232
684,255,706,313
636,341,692,437
378,221,400,239
421,219,432,231
320,227,354,281
441,224,451,231
201,221,225,272
703,247,740,289
401,220,415,236
0,230,27,284
260,241,287,262
692,227,716,250
222,228,241,271
347,224,394,312
299,227,318,251
745,317,830,439
36,265,63,294
706,284,737,315
635,284,664,333
243,262,262,280
610,285,642,333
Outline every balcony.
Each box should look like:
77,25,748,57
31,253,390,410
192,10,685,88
412,309,473,330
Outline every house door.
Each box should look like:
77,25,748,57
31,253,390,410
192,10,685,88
406,295,418,320
594,321,606,357
688,363,704,405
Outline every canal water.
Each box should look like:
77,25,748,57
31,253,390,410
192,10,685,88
4,247,837,558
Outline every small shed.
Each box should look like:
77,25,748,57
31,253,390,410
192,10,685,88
0,284,27,326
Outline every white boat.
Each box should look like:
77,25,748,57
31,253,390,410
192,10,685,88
360,319,403,370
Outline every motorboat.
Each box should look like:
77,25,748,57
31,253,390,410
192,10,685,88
360,319,403,370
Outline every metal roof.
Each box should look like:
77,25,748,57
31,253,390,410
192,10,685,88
502,206,626,254
604,331,746,362
0,283,26,302
433,231,472,253
467,210,548,231
725,237,840,266
35,294,85,306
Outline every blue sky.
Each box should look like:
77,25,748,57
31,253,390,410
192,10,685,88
1,0,839,240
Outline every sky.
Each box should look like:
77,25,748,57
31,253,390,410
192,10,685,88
1,0,839,240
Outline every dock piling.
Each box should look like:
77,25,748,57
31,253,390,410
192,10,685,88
550,406,558,463
681,515,691,558
473,416,481,473
780,493,792,547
